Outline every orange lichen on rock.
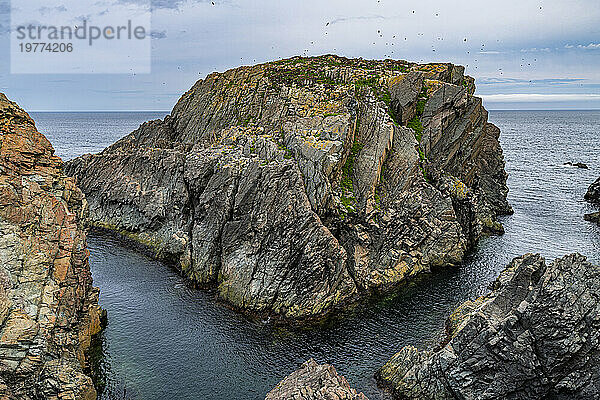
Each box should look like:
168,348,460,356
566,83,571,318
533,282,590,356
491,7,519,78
0,93,102,400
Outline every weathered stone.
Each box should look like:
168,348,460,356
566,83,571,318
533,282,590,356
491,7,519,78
0,93,102,399
376,253,600,400
66,56,511,319
266,359,368,400
584,211,600,225
585,177,600,204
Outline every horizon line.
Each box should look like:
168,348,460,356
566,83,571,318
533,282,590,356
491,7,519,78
30,110,171,113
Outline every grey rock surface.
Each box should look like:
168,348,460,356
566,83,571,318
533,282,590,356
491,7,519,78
266,359,368,400
376,253,600,400
66,56,511,318
585,177,600,204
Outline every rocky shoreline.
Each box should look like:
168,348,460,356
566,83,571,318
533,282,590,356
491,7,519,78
66,55,511,319
0,94,103,399
272,253,600,399
375,253,600,399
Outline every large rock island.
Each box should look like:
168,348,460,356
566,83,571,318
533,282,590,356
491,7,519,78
67,55,511,319
0,94,103,398
376,253,600,399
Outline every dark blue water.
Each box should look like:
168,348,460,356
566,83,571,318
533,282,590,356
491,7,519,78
38,111,600,400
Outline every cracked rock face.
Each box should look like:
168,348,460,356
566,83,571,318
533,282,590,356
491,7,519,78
376,253,600,400
266,359,368,400
0,94,102,399
66,55,511,319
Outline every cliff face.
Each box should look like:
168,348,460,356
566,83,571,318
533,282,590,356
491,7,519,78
66,55,511,318
376,253,600,399
0,94,102,399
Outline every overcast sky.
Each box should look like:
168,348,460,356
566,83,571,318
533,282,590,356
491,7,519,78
1,0,599,111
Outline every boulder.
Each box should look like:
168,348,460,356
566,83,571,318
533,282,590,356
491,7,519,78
266,359,368,400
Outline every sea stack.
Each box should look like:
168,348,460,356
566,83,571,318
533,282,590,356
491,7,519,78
0,94,103,399
66,55,512,319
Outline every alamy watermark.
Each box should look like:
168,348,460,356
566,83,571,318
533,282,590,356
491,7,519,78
11,1,151,74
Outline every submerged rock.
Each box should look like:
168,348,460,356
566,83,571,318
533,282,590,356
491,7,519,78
376,253,600,400
266,359,368,400
66,55,511,319
0,94,103,399
564,161,588,169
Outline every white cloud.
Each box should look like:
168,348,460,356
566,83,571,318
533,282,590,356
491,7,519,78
564,43,600,49
482,94,600,102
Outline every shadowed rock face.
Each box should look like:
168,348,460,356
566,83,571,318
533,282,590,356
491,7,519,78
66,55,511,319
0,94,102,399
266,359,368,400
584,177,600,224
376,253,600,400
585,177,600,204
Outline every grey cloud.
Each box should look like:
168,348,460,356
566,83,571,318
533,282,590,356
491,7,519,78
328,15,387,25
479,77,586,85
116,0,213,10
39,5,68,16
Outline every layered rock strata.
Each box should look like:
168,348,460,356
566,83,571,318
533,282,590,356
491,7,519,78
67,55,511,318
376,253,600,399
0,94,102,399
266,359,368,400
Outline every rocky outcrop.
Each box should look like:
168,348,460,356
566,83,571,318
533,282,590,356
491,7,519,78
376,253,600,400
585,177,600,204
584,177,600,224
564,162,588,169
266,359,368,400
66,55,511,319
0,94,103,399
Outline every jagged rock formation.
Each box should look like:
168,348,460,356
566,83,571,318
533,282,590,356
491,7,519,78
0,94,103,399
584,177,600,224
376,253,600,400
266,359,368,400
66,55,511,318
585,177,600,204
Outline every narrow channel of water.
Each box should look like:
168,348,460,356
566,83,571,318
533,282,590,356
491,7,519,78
37,110,600,399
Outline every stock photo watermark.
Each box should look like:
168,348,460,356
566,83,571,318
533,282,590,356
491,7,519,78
10,1,151,74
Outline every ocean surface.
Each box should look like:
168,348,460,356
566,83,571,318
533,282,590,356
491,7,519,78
35,111,600,400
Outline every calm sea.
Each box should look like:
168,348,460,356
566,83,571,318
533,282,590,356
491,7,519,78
33,111,600,400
